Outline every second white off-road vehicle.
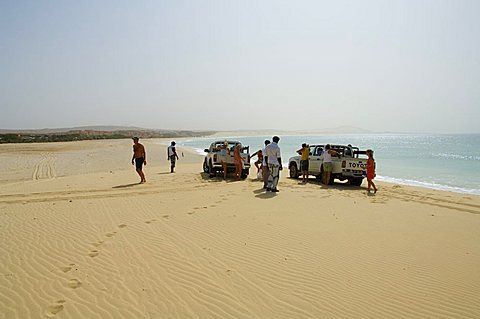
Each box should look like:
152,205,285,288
288,144,367,186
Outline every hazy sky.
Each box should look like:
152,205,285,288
1,0,479,133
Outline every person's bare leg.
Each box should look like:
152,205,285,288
237,163,242,180
136,168,144,183
136,168,141,181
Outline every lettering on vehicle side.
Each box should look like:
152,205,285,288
348,162,366,169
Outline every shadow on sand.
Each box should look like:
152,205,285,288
199,172,245,183
112,183,140,189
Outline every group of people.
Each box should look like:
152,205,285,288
217,141,244,180
251,136,282,193
132,136,377,194
131,137,179,184
252,139,378,194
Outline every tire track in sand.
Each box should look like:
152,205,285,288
32,153,56,180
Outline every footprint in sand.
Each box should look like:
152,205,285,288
162,215,170,219
118,224,127,228
45,300,66,317
105,232,116,238
67,278,82,289
60,264,75,273
91,241,104,247
88,250,99,257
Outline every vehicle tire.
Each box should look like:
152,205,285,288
350,177,363,186
289,163,299,179
203,158,209,173
208,161,215,178
241,169,249,179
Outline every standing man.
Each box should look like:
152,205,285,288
261,140,271,189
322,144,338,185
131,137,146,183
264,136,282,193
297,143,310,183
167,141,179,173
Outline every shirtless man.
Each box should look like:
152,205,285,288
131,137,147,183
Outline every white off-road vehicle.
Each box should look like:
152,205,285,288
288,144,367,186
203,140,250,179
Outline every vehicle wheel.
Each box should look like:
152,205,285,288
289,163,299,179
203,159,209,173
208,161,215,178
350,177,363,186
241,169,249,179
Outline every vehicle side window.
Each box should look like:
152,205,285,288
315,147,323,156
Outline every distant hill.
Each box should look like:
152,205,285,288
0,126,216,144
0,125,153,134
294,126,372,134
213,126,371,136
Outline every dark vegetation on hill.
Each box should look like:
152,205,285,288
0,129,215,144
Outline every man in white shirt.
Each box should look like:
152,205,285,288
167,141,179,173
264,136,282,192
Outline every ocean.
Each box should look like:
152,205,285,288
178,133,480,195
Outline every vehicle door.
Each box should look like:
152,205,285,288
309,145,323,173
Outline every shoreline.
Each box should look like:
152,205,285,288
1,137,478,197
174,139,480,197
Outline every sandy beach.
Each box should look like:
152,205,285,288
1,139,479,319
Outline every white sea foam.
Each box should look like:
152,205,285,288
377,175,480,195
192,147,207,156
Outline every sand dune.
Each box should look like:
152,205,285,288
1,139,479,318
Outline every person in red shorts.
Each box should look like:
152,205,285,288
366,149,377,194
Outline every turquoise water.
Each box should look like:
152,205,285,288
178,134,480,195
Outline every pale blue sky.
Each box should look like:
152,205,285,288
1,0,479,133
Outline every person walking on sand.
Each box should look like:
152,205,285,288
233,144,243,180
366,149,378,194
297,143,310,183
322,144,338,185
167,141,179,173
131,137,146,183
261,140,270,188
265,136,282,192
